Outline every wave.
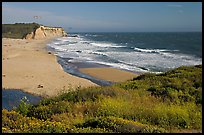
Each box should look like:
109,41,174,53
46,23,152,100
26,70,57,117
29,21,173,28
89,51,108,57
85,34,100,37
102,51,202,72
90,42,126,48
79,41,91,44
90,61,149,73
134,47,178,53
133,47,201,62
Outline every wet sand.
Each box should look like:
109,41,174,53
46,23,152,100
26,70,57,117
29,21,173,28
79,67,138,83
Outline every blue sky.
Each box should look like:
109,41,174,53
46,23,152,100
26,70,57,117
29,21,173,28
2,2,202,32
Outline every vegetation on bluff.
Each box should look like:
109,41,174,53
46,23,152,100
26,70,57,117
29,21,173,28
2,65,202,133
2,23,40,39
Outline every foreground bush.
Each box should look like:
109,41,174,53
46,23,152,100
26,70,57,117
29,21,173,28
2,65,202,133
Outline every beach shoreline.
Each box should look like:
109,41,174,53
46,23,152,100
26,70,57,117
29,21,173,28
2,37,141,98
55,56,140,86
2,37,97,97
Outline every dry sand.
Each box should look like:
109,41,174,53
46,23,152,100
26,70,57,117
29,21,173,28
2,38,97,97
79,67,138,83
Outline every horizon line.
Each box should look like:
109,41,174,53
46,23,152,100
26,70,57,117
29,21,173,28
67,31,202,33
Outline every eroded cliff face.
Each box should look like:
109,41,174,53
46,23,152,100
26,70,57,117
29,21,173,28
24,25,68,39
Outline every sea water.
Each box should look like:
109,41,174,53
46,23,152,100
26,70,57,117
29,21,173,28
48,32,202,73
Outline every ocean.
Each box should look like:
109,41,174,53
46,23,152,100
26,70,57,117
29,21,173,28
47,32,202,74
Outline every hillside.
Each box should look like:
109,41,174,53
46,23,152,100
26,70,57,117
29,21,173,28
2,65,202,133
2,23,67,39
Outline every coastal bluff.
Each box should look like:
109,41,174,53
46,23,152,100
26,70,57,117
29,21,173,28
24,25,68,39
2,23,68,39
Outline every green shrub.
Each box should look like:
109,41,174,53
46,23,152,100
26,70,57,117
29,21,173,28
16,96,31,116
79,116,167,133
57,86,123,103
2,65,202,133
70,127,110,133
2,23,40,39
142,125,167,133
27,101,71,120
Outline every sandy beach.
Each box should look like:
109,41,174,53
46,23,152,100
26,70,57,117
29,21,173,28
2,38,97,97
2,37,140,97
79,67,138,83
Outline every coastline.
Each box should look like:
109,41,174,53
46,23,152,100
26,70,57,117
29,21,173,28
55,56,140,86
2,37,97,98
2,37,141,98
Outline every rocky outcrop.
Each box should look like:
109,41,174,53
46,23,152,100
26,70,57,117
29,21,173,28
24,25,68,39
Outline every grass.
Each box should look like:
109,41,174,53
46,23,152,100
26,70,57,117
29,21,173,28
2,65,202,133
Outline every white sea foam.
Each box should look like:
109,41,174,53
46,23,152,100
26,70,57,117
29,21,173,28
105,51,201,67
90,42,126,48
89,61,149,73
90,51,108,56
85,34,100,37
134,47,178,53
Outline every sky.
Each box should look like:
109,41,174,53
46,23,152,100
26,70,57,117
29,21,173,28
2,2,202,32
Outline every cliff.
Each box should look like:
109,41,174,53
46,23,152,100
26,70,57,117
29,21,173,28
24,25,68,39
